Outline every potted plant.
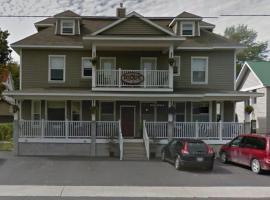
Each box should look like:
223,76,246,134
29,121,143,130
168,105,176,114
245,105,254,115
91,57,98,66
168,58,175,66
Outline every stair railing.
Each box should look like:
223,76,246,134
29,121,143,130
118,120,124,161
143,120,150,160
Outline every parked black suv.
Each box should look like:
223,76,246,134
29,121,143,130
161,139,215,170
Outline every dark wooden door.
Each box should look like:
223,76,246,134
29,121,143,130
121,106,135,137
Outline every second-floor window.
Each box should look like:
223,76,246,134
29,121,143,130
82,57,92,78
191,57,208,84
49,55,65,82
61,20,75,35
181,22,194,36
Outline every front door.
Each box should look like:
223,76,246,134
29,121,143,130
121,106,135,137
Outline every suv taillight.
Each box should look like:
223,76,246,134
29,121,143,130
207,145,214,155
181,143,189,155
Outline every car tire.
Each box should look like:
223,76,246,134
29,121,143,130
251,159,262,174
175,156,181,170
220,152,228,164
161,151,166,162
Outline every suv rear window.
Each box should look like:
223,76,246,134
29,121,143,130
187,142,208,153
242,136,266,150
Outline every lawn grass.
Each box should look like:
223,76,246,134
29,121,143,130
0,142,13,151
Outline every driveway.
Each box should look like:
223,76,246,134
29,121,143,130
0,151,270,186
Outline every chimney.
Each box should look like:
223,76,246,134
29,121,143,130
116,3,126,18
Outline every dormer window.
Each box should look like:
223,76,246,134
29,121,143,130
181,22,194,36
61,20,75,35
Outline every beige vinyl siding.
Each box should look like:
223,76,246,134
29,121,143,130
238,70,262,90
174,50,234,90
22,49,91,89
100,17,167,35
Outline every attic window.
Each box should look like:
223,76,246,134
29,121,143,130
181,22,194,36
61,20,75,35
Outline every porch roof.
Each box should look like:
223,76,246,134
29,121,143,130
4,88,263,101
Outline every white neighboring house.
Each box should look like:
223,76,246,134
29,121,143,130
236,61,270,133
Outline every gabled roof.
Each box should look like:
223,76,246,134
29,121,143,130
237,61,270,88
54,10,80,18
91,11,175,36
175,11,202,19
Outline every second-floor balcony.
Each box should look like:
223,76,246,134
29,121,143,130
92,68,173,92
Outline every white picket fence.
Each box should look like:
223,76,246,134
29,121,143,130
145,121,245,141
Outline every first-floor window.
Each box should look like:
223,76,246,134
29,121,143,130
49,55,65,82
191,57,208,84
32,100,41,120
192,102,209,122
175,102,185,122
100,102,114,121
71,101,81,121
82,57,92,78
47,101,65,121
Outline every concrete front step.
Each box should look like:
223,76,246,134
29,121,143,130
123,142,147,161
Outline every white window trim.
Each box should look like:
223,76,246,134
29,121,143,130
60,20,75,35
173,56,181,76
31,100,41,120
191,56,208,85
81,57,92,79
99,57,116,70
140,57,157,70
181,21,195,37
48,55,66,83
71,101,82,121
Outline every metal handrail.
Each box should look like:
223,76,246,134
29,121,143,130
143,120,150,160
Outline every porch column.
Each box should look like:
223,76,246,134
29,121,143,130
92,44,96,88
220,101,224,122
13,100,19,155
167,100,174,140
91,100,96,157
168,45,174,89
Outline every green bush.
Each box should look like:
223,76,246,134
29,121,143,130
0,123,13,141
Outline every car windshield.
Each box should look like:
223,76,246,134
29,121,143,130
187,142,208,153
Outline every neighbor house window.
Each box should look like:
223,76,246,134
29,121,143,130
61,20,75,35
71,101,81,121
32,100,41,120
81,57,92,78
173,56,181,76
100,102,114,121
191,57,208,84
49,55,65,82
175,102,185,122
192,102,209,122
181,22,194,36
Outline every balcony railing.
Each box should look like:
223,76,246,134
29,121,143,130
93,69,173,91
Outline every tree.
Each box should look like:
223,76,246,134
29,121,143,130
0,29,12,65
224,25,268,74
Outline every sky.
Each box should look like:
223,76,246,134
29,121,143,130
0,0,270,62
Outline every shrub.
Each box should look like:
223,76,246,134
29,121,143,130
0,123,13,141
245,105,254,115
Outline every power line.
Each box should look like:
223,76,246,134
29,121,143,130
221,14,270,16
0,15,218,18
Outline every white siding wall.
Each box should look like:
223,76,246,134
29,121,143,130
235,101,245,122
240,70,262,91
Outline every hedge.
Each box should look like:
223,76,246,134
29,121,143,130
0,123,13,141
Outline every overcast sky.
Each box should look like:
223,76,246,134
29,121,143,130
0,0,270,62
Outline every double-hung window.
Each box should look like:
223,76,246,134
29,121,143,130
71,101,81,121
61,20,75,35
81,57,92,78
181,22,194,36
32,100,41,120
191,57,208,84
192,102,209,122
49,55,65,82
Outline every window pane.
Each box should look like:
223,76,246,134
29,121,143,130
182,23,193,35
193,102,209,122
83,59,92,68
101,102,114,114
182,30,193,35
176,103,185,113
51,69,63,80
193,71,205,82
62,28,73,33
176,114,185,122
50,57,64,69
192,58,207,83
84,68,92,77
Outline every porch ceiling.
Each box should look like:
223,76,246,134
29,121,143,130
4,88,263,102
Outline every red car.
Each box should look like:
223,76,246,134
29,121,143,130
219,134,270,174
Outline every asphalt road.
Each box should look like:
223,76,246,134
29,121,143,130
0,151,270,187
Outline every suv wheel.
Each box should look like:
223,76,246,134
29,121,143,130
220,152,228,164
175,156,181,170
251,159,261,174
161,151,166,162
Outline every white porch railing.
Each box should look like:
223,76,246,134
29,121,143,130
145,121,245,141
143,120,150,160
118,120,124,161
19,120,93,139
95,69,171,89
96,121,119,138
